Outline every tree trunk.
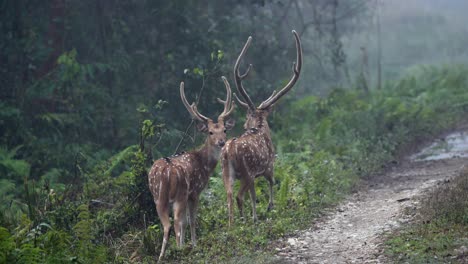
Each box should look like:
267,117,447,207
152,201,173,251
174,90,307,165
36,0,65,79
376,0,382,90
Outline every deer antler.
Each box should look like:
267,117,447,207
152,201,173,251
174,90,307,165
180,82,210,122
258,30,303,110
233,36,256,110
233,93,249,110
218,76,235,121
218,93,248,110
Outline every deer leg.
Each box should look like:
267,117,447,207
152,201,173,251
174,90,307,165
156,202,171,262
236,179,251,221
223,162,234,227
248,183,258,222
227,190,234,227
188,197,199,246
174,200,187,247
264,170,275,211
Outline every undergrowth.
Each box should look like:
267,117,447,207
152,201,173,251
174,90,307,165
1,65,468,263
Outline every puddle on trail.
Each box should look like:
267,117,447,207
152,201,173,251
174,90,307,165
411,131,468,161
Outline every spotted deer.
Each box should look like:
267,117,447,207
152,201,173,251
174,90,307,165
148,77,235,261
221,30,302,226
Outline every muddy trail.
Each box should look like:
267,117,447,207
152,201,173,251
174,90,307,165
274,130,468,263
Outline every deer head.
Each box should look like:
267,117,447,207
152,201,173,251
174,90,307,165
180,76,236,149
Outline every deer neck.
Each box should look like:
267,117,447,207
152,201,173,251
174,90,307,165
246,118,272,139
261,121,272,138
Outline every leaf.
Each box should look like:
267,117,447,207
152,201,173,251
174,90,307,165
0,157,30,178
217,49,224,61
0,227,15,263
193,67,204,76
0,102,20,119
154,100,167,110
103,145,139,177
136,104,148,113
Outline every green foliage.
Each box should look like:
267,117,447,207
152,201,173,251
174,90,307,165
73,204,92,245
130,148,156,224
39,229,73,262
17,243,43,264
0,64,466,263
71,204,107,263
276,65,468,178
102,145,139,178
274,150,354,211
56,49,82,81
0,179,27,227
0,227,15,263
277,171,290,209
0,146,30,180
0,146,55,228
2,1,468,260
141,120,156,139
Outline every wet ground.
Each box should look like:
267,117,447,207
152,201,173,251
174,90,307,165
411,131,468,161
274,130,468,263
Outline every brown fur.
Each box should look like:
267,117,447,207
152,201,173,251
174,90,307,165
222,109,275,225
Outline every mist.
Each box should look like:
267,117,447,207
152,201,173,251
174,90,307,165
1,1,467,262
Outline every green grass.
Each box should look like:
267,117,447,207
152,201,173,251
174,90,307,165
385,167,468,263
386,221,467,263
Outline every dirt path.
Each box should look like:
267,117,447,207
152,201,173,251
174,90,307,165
275,130,468,263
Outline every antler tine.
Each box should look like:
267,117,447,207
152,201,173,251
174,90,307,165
234,93,249,110
180,82,210,122
218,76,235,120
258,30,303,110
264,90,277,103
218,93,248,110
220,76,232,114
234,36,256,110
192,104,210,121
220,100,236,118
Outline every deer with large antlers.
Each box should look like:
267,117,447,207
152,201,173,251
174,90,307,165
148,77,235,261
221,30,302,226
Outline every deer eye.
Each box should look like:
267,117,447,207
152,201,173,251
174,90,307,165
224,129,227,133
209,131,213,135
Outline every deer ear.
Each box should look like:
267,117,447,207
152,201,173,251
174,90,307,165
224,118,236,130
196,122,208,132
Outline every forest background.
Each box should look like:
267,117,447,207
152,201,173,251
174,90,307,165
1,0,468,263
